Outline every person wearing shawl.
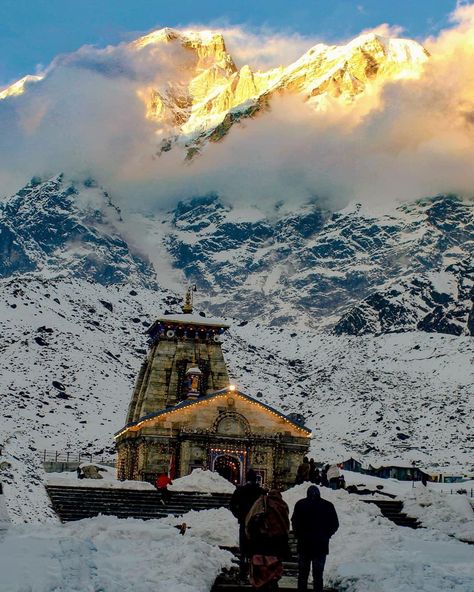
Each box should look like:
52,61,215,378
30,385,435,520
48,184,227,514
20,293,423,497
245,489,290,590
230,469,266,579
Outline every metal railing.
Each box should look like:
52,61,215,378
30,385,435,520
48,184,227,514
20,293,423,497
41,450,116,466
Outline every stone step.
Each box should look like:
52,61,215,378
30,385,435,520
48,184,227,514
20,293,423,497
47,486,231,500
46,485,232,522
362,499,420,529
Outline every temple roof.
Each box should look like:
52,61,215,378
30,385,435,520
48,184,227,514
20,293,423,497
115,386,312,438
153,313,230,328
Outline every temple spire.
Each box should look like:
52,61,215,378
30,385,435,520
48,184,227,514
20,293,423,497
182,284,196,314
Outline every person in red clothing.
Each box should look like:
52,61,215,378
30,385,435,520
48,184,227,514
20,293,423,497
155,470,173,505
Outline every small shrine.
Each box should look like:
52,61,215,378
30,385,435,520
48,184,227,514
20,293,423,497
115,288,311,488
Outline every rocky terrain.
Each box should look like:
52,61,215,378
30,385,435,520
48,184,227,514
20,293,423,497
162,194,473,333
2,176,472,334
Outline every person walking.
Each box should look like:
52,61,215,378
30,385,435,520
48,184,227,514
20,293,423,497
246,489,290,590
291,485,339,592
155,470,172,505
295,457,311,485
326,464,340,490
230,469,265,580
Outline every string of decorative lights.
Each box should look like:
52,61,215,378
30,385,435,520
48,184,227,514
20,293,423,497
210,447,247,455
115,388,311,439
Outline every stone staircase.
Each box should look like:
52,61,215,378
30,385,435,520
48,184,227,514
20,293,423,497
363,499,420,528
212,535,337,592
46,485,232,522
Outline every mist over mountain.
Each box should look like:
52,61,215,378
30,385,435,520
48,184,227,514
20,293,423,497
1,6,474,210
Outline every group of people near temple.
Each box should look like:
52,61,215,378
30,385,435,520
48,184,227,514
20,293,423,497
230,468,339,591
296,457,346,490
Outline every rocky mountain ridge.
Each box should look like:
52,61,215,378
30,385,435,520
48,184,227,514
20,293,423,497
0,29,428,158
1,176,472,335
0,175,155,286
162,193,473,334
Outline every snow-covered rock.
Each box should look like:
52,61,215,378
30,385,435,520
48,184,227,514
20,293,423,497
0,175,156,286
162,194,473,333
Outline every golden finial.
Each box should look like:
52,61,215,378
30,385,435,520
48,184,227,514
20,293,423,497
182,284,196,314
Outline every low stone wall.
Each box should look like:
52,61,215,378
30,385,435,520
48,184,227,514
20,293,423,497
43,461,115,473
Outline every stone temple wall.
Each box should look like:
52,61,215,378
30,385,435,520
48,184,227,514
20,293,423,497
117,391,310,488
127,338,230,423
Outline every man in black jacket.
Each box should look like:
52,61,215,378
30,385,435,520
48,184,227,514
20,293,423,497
291,485,339,592
230,469,265,579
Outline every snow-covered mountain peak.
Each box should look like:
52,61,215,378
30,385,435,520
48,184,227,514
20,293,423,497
0,28,428,158
132,27,227,51
343,32,429,62
0,74,43,100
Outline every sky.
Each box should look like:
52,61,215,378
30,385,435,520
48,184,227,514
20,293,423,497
0,0,469,86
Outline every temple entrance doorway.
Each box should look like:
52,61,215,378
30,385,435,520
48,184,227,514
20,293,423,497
213,454,242,485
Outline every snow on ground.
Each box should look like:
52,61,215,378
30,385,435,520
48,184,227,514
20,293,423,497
0,515,233,592
404,486,474,543
0,432,57,524
0,480,472,592
169,469,236,494
340,470,474,543
162,507,238,547
47,466,235,493
341,470,474,497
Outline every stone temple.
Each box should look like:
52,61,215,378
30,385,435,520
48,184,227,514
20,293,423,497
115,290,311,488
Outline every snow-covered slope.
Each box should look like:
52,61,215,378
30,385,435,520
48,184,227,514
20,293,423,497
0,175,155,286
0,274,472,474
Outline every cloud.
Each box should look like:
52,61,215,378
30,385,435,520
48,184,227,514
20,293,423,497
357,22,404,39
1,8,474,213
219,27,319,70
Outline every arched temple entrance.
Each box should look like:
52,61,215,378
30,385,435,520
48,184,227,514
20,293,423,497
213,454,242,485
